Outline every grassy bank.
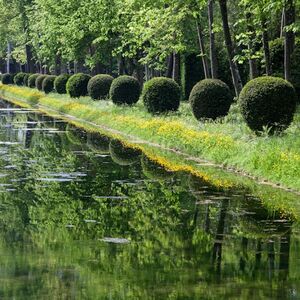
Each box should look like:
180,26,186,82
1,84,300,193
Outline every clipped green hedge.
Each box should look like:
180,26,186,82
28,74,40,88
189,79,233,120
42,75,57,94
239,76,297,133
88,74,114,100
54,74,70,94
14,72,27,86
1,73,13,84
110,75,141,106
142,77,181,114
66,73,91,98
36,75,48,91
23,73,31,86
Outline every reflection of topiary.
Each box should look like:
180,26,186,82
36,75,48,91
189,79,233,120
28,74,40,88
66,124,88,145
1,73,13,84
188,174,212,199
239,76,296,134
54,74,70,94
109,139,140,166
141,155,173,180
66,73,91,98
23,73,31,86
87,132,110,153
142,77,181,114
14,72,27,86
42,75,57,94
110,75,141,105
88,74,114,100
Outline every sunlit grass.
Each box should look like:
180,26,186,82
1,84,300,191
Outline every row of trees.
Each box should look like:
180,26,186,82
0,0,299,96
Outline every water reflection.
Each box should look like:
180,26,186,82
0,100,298,299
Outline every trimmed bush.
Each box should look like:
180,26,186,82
88,74,114,100
110,75,141,105
109,139,140,166
28,74,40,88
54,74,70,94
142,77,181,114
66,73,91,98
23,73,31,86
239,76,297,133
14,72,27,86
42,75,57,94
1,73,13,84
36,75,47,91
189,79,233,120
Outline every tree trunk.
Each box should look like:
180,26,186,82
246,12,258,79
166,54,174,78
281,9,286,38
284,0,295,81
7,42,11,73
261,17,271,76
196,20,210,79
25,44,35,73
218,0,243,96
208,0,218,78
172,52,180,83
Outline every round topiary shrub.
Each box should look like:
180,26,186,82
54,74,70,94
66,73,91,98
42,75,57,94
142,77,181,114
109,75,141,105
36,75,48,91
109,139,140,166
1,73,13,84
23,73,31,86
88,74,114,100
14,72,27,86
239,76,297,133
189,79,233,120
28,74,40,88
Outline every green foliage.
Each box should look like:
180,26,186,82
42,75,57,94
239,76,297,133
88,74,113,100
28,74,40,88
1,73,13,84
13,72,27,86
110,75,141,106
87,132,110,153
54,74,70,94
109,139,140,166
66,73,91,98
142,77,181,114
189,79,233,120
36,75,48,91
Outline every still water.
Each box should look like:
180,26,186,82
0,100,299,299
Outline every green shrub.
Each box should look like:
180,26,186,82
88,74,114,100
42,75,57,94
109,139,140,166
36,75,48,91
28,74,40,88
110,75,141,105
142,77,181,114
23,73,31,86
66,73,91,98
239,76,297,133
1,73,13,84
189,79,233,120
14,72,27,86
54,74,70,94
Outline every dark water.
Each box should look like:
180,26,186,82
0,101,299,300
